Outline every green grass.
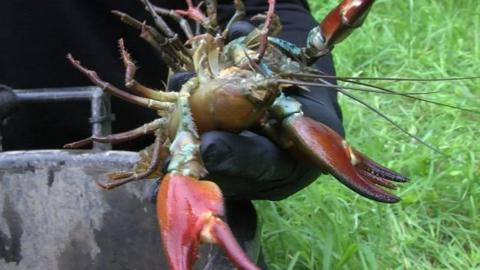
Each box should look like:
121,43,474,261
258,1,480,269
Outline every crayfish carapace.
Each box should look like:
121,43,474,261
65,0,411,269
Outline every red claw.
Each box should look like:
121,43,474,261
320,0,375,49
284,115,408,203
157,173,260,270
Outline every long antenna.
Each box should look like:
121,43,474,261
277,78,461,161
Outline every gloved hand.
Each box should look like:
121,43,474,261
166,20,344,201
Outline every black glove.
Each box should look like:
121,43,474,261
200,130,322,200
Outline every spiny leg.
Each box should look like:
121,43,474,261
251,10,282,36
63,118,166,149
256,0,276,61
138,0,193,59
118,39,178,102
112,11,189,71
67,54,175,112
98,130,168,190
140,0,192,58
139,0,176,37
92,71,201,190
152,6,194,39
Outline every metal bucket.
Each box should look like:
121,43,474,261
0,150,260,270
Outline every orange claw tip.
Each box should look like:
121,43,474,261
210,219,261,270
284,115,404,203
157,174,259,270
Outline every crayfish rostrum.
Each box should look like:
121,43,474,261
65,0,410,269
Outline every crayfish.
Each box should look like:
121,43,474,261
64,0,422,269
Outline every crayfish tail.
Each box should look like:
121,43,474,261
283,115,402,203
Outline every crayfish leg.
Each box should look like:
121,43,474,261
63,118,165,149
118,39,179,102
67,54,175,112
255,0,276,61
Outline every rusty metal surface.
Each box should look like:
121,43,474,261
0,150,257,270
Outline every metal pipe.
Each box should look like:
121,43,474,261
0,86,113,151
14,87,96,102
90,88,112,150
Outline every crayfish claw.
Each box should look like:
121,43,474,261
352,149,409,183
283,115,403,203
157,174,259,270
357,169,397,189
205,218,260,270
